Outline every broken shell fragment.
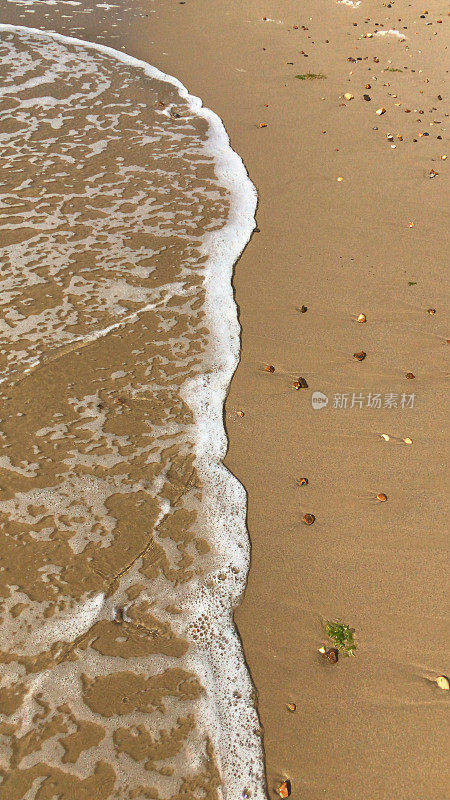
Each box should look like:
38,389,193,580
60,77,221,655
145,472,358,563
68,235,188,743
265,365,275,373
259,122,267,128
376,107,386,115
344,92,354,100
376,493,388,502
403,437,413,445
405,372,415,379
319,646,339,663
277,780,291,799
427,308,436,315
435,675,450,691
337,176,344,182
237,410,245,417
353,351,366,361
357,313,367,323
293,377,308,389
297,477,309,486
381,433,390,441
286,702,297,712
299,304,308,313
303,513,315,525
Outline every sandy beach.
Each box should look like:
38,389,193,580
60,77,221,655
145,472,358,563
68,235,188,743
0,0,448,798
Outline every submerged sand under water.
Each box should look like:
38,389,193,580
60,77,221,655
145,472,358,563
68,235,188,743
0,27,262,800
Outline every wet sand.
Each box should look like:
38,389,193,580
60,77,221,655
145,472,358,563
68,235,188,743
1,0,448,798
142,2,449,797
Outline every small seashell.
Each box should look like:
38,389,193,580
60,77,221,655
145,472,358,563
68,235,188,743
265,365,275,373
293,377,308,389
303,513,315,525
435,676,450,691
259,122,267,128
376,493,388,502
381,433,390,441
365,84,371,89
405,372,415,379
403,437,413,445
344,92,354,100
353,351,366,361
357,313,366,323
440,154,447,160
427,308,436,315
286,702,296,712
376,107,386,115
337,176,344,182
237,410,245,417
297,477,309,486
277,780,291,798
319,646,338,663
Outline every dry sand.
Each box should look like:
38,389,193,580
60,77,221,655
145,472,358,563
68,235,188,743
1,0,449,797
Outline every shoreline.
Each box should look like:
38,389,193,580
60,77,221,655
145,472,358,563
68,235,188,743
0,0,448,797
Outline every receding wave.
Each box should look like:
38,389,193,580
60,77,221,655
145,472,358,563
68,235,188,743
0,24,264,800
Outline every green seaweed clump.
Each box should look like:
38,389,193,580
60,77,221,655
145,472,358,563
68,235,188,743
324,620,357,656
295,73,326,80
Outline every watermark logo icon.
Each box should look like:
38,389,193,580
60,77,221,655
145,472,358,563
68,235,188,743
312,391,329,410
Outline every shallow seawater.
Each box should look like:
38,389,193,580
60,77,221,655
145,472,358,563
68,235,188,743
0,26,263,800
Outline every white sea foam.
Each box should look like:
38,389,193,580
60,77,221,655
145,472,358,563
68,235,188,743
0,23,264,799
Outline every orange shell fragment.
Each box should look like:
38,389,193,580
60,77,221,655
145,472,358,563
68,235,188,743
303,513,315,525
353,351,366,361
265,365,275,373
405,372,415,379
277,780,291,799
286,702,296,712
237,410,245,417
357,313,367,323
435,676,450,691
297,477,309,486
293,377,308,389
376,493,388,502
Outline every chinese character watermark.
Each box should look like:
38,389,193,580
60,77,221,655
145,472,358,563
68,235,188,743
312,391,415,410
